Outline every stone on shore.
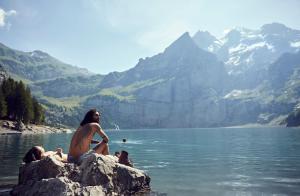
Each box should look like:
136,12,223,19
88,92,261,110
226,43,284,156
11,153,151,196
0,120,72,135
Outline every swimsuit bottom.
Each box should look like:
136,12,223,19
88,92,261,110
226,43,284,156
67,150,95,165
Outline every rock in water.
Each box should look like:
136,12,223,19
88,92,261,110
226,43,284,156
11,154,151,196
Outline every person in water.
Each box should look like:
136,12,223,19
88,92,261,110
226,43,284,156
23,146,68,163
68,109,109,164
118,150,133,167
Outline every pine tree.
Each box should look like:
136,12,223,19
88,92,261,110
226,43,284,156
14,81,34,124
1,77,15,97
24,87,34,123
14,81,26,121
32,97,45,124
0,88,7,118
2,78,17,119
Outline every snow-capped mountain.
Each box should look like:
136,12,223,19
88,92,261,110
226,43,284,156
2,23,300,128
192,30,222,53
193,23,300,75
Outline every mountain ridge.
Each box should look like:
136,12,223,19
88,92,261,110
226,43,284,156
0,42,93,82
1,22,300,128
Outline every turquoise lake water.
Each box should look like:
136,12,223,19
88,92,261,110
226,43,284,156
0,127,300,195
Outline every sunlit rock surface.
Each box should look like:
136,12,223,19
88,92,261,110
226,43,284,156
11,154,151,196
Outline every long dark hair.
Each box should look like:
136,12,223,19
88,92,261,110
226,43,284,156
80,108,99,126
23,146,42,163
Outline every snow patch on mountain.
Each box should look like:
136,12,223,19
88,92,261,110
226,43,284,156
193,23,300,75
223,89,247,99
229,42,275,54
226,56,241,66
290,41,300,48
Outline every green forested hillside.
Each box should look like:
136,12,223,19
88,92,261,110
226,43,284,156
0,43,91,82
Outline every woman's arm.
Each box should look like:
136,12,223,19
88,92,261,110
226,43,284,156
43,151,56,157
52,153,68,162
43,148,64,159
91,139,101,144
94,124,109,143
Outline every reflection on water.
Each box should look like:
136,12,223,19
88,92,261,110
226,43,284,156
1,127,300,195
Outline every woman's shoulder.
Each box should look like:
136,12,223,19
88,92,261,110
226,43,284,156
89,123,102,130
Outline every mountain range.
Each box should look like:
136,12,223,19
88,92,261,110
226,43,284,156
1,22,300,128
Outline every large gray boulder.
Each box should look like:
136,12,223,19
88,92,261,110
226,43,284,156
11,154,151,196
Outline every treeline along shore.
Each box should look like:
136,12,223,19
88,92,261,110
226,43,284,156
0,77,71,134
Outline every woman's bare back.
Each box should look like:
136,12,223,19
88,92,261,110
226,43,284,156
68,124,95,158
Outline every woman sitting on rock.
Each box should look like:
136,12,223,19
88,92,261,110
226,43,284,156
23,146,68,163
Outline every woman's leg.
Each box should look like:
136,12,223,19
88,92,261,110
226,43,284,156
103,142,109,155
93,141,109,155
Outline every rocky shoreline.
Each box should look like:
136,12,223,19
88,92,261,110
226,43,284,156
0,120,72,135
10,153,152,196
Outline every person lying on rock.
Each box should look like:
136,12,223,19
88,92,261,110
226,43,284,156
23,146,68,163
118,150,133,167
68,108,109,165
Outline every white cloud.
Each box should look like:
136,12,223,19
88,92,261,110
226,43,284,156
7,10,17,16
0,8,17,28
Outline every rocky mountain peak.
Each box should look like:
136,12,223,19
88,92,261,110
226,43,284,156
261,22,291,35
30,50,51,59
192,30,218,50
0,42,93,81
194,30,216,39
164,32,199,54
223,28,242,45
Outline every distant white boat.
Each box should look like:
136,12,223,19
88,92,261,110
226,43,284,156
113,123,120,130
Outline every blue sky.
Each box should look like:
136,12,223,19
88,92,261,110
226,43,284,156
0,0,300,74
